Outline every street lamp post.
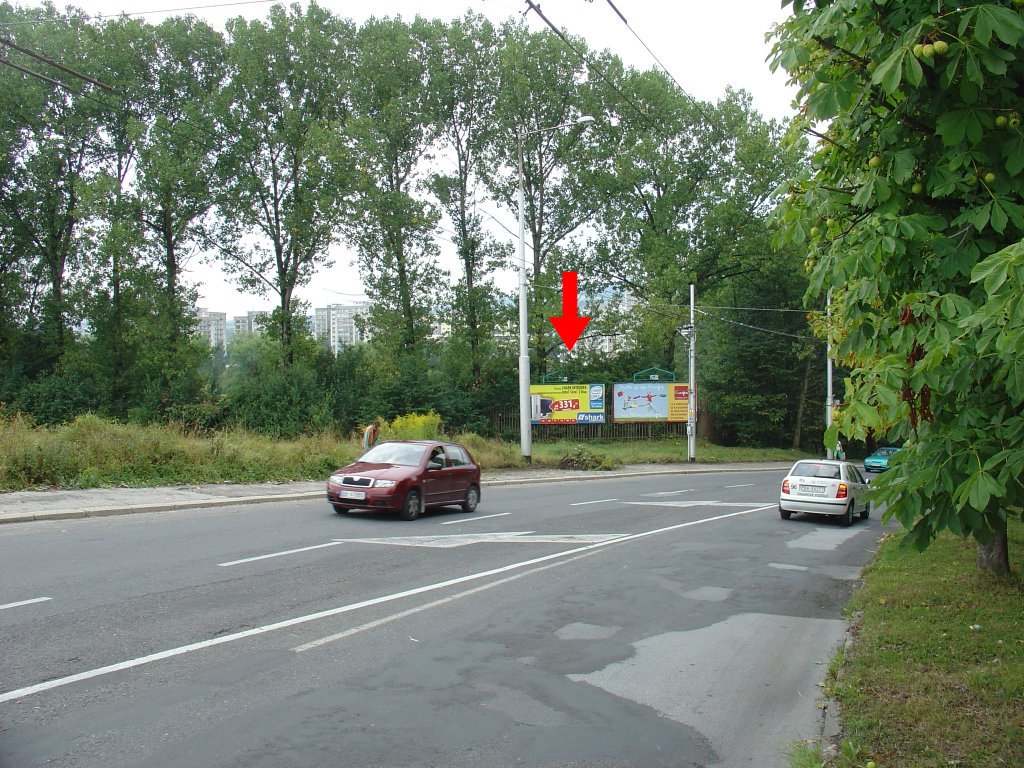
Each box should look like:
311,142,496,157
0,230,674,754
517,115,595,465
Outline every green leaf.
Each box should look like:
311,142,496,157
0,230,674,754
935,109,970,146
903,50,923,87
990,199,1008,234
975,5,1024,47
1006,133,1024,175
871,48,905,94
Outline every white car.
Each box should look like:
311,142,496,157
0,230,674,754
779,459,870,526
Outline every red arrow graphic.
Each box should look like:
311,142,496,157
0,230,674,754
549,271,591,351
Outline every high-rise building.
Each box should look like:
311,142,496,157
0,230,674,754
195,308,227,348
315,302,371,354
229,310,271,340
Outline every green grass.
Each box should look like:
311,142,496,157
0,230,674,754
530,438,805,467
822,517,1024,768
0,413,358,489
0,413,804,490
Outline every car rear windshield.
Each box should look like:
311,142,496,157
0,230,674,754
792,462,841,479
360,443,427,466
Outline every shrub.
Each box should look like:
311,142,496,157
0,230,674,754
557,444,623,471
386,412,443,441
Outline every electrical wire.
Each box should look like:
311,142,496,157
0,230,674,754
695,307,815,340
0,0,275,27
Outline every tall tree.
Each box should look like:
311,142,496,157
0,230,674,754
133,16,226,415
772,0,1024,573
215,2,356,362
583,75,803,366
84,16,158,416
0,6,101,378
423,14,506,388
346,15,444,354
482,22,600,374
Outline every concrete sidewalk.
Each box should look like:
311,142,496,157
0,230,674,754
0,462,792,525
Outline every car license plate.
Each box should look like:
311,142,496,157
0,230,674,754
802,485,826,496
339,490,366,500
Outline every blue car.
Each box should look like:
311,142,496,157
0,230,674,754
864,446,900,473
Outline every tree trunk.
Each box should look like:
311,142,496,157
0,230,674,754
976,517,1010,575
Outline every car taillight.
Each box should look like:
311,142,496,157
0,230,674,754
836,483,848,499
782,479,791,494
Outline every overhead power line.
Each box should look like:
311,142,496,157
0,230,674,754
695,308,814,340
0,34,114,91
0,0,275,26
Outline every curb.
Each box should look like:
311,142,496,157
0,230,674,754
1,464,792,525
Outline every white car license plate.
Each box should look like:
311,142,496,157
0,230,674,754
339,490,366,500
801,485,826,496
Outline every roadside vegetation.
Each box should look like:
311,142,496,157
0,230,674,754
790,516,1023,768
0,411,803,491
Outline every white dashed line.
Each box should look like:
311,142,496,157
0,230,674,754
218,541,344,567
441,512,510,525
0,597,53,611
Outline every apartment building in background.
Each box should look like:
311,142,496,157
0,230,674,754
230,310,270,339
194,308,227,348
315,302,371,354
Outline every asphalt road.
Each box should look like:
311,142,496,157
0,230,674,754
0,469,884,768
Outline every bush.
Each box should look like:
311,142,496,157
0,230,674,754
557,444,623,471
386,411,443,441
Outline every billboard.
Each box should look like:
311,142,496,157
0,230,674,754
530,383,606,425
612,382,689,422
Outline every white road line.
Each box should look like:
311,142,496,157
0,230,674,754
440,512,510,525
0,597,53,611
0,504,771,705
768,562,809,572
570,498,617,506
293,550,601,652
640,490,693,497
724,483,754,489
218,541,344,567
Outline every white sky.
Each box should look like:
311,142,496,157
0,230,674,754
63,0,798,318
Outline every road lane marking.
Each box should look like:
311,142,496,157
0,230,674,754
768,563,808,572
724,484,754,489
0,504,771,705
623,500,775,508
640,490,693,497
0,597,52,611
292,550,603,652
332,532,625,548
218,541,344,567
440,512,510,525
570,499,617,506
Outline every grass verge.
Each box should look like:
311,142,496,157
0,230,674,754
0,414,804,490
818,516,1024,768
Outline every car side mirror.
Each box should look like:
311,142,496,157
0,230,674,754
428,459,444,470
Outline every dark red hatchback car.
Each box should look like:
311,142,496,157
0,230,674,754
326,440,481,521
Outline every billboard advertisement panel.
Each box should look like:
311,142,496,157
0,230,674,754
612,382,689,422
530,383,606,425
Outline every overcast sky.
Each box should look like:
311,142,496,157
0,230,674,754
62,0,798,318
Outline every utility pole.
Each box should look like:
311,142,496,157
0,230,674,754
825,291,834,459
688,283,697,462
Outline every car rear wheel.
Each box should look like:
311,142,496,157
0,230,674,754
860,501,870,520
779,505,792,520
399,489,422,521
332,503,349,515
462,484,480,513
841,501,854,527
